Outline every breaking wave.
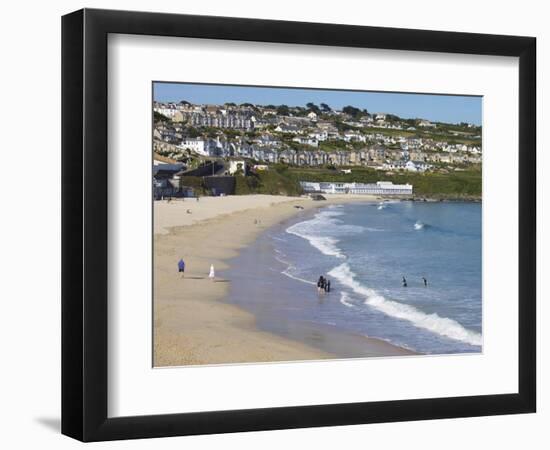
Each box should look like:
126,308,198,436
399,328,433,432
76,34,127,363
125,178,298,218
286,209,364,259
328,263,482,346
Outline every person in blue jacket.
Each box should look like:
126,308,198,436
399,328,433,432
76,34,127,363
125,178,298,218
178,258,185,277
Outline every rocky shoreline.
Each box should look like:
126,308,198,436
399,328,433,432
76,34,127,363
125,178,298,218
380,195,481,203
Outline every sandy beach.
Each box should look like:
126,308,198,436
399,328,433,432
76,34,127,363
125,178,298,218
153,194,414,367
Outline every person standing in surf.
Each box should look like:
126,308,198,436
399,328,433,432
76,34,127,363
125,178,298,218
317,276,325,293
422,277,428,287
402,276,407,287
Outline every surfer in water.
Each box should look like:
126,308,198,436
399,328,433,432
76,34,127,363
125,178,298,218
402,276,408,287
422,277,428,287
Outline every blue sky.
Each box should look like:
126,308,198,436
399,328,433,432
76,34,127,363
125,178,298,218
153,82,482,125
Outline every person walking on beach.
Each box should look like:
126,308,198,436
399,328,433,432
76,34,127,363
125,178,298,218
402,276,407,288
209,264,216,280
325,280,331,293
178,258,185,277
422,277,428,287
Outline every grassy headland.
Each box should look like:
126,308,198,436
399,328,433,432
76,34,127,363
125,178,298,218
233,165,481,200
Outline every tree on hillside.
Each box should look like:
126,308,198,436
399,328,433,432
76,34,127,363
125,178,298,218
292,106,307,117
306,102,321,114
179,100,191,105
320,102,332,112
276,104,290,116
386,113,401,122
342,105,363,118
185,127,201,138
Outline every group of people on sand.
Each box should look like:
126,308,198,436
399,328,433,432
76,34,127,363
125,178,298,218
402,276,428,287
317,275,331,294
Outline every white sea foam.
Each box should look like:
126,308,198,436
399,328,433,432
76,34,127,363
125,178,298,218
308,236,345,258
282,268,317,286
414,221,425,230
273,254,289,266
377,200,399,209
286,209,364,259
323,209,344,216
274,254,317,286
340,291,355,308
328,263,482,346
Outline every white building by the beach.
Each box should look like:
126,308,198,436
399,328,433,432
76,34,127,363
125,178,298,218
300,181,413,195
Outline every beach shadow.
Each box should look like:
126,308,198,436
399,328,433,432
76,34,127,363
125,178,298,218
35,417,61,433
186,276,205,279
214,279,230,283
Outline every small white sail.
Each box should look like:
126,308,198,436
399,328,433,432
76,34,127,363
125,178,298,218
208,264,215,279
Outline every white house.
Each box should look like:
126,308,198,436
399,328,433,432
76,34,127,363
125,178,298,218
343,133,367,143
178,137,226,156
307,111,318,121
292,136,319,147
308,130,328,142
381,161,406,171
275,123,300,134
179,138,209,155
154,105,178,118
405,160,430,172
418,119,436,128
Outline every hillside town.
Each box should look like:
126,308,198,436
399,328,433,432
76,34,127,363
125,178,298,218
153,99,482,199
155,100,481,169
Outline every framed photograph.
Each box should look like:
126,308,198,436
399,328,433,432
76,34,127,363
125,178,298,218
61,8,536,442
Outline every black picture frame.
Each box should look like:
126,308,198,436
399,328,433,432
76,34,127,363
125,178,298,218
61,8,536,442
